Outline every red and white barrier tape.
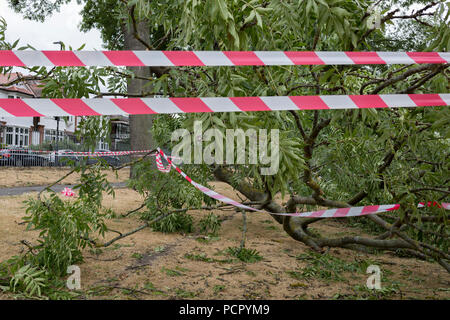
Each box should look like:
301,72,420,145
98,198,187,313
0,94,448,117
59,150,155,156
418,202,450,210
156,148,401,217
155,153,171,173
156,149,450,217
1,50,449,66
0,149,155,156
61,187,75,197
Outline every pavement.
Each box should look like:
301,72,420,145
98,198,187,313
0,182,128,197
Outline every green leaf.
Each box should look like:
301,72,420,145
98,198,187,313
228,23,240,48
212,116,226,128
330,7,349,19
255,12,263,28
243,10,256,25
217,0,230,21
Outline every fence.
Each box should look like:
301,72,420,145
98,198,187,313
0,148,134,167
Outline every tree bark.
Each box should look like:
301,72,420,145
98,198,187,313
122,19,154,179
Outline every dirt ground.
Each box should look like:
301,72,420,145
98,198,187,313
0,167,130,188
0,180,449,300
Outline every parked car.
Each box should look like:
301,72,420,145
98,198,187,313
0,149,11,166
0,148,49,167
49,149,79,166
85,149,121,167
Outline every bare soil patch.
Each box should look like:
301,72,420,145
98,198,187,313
0,183,448,300
0,167,130,188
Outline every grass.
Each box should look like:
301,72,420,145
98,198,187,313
175,288,197,298
213,285,225,294
288,251,377,282
131,252,143,259
226,247,263,263
143,282,167,296
184,252,234,264
289,282,308,288
332,284,400,300
196,236,220,244
401,269,413,277
184,253,214,262
161,267,183,277
287,251,404,298
175,266,190,272
154,245,166,253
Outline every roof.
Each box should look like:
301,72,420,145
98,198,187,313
109,115,129,123
0,72,44,97
111,120,129,125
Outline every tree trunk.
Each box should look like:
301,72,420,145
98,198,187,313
122,19,154,179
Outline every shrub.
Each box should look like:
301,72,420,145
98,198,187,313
23,193,107,276
199,213,222,236
148,211,193,234
226,247,263,263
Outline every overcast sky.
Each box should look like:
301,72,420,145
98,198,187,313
0,1,103,50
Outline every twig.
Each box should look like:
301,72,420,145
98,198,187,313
121,202,146,217
129,4,154,50
239,209,247,251
99,208,175,247
20,240,37,256
38,167,77,201
86,253,124,261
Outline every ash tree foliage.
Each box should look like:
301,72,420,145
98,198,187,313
0,0,449,296
0,161,113,298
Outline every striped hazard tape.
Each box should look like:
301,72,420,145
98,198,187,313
1,50,449,66
0,94,448,117
155,153,171,173
156,148,400,218
156,148,450,217
61,149,156,156
418,202,450,210
0,149,155,156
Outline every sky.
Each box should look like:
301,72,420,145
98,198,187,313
0,0,103,50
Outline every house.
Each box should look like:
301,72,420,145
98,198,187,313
109,115,130,150
0,72,77,148
1,72,130,150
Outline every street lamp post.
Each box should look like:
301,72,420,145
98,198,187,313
53,41,63,166
55,116,60,166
